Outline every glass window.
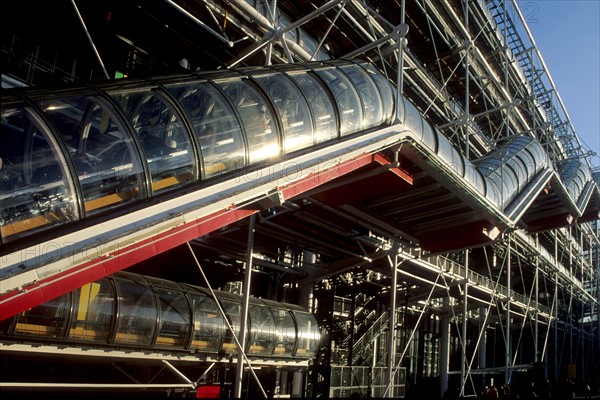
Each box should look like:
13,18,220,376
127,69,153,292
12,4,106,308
154,288,191,348
167,82,246,176
41,96,144,216
340,65,383,129
435,131,464,176
254,74,314,153
402,98,424,141
517,149,536,183
421,122,437,153
247,302,275,356
464,163,486,196
13,292,71,339
314,68,363,135
188,289,226,353
220,298,244,354
113,277,157,346
290,72,337,143
0,107,78,243
218,80,281,163
292,311,320,358
111,90,196,193
360,63,394,123
261,301,297,357
69,279,115,343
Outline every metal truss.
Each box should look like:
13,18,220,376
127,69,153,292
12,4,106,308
209,0,599,397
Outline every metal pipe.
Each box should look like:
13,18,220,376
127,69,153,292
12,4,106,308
505,235,512,384
70,0,109,79
186,242,267,398
535,250,539,363
0,383,195,389
440,297,450,398
460,249,469,397
396,0,407,113
162,360,194,385
234,213,257,398
463,1,471,159
166,0,232,46
386,253,398,398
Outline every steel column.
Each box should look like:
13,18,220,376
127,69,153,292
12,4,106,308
386,253,398,398
460,249,469,396
234,214,257,398
505,236,512,384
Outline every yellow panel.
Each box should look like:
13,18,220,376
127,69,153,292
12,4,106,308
0,212,61,237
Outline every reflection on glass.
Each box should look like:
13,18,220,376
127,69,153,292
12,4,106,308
360,63,395,123
340,65,383,129
291,73,337,143
41,97,144,215
315,68,362,135
111,90,196,193
154,288,191,347
248,302,275,356
14,293,71,339
0,107,78,242
220,299,243,353
262,300,297,357
219,80,281,163
293,311,321,357
113,278,157,346
168,82,246,176
69,279,114,342
188,289,226,352
254,74,314,153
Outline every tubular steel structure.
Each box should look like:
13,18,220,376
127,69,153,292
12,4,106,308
1,0,599,398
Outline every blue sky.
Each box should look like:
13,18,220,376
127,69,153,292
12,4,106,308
520,0,600,170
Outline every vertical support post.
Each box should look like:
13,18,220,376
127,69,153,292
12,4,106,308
505,236,512,384
569,285,573,366
554,271,558,381
440,297,450,398
460,249,469,397
265,0,277,65
234,214,257,399
534,258,539,363
479,307,487,385
395,0,406,120
386,254,398,398
463,0,471,159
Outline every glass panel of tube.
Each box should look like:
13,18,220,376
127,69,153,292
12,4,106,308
1,107,79,242
254,74,314,153
340,64,383,129
290,72,338,143
402,98,424,142
218,80,280,163
69,278,115,342
293,311,320,357
247,301,276,356
167,82,247,177
188,289,226,353
13,292,71,339
262,300,297,357
111,90,196,194
220,298,243,354
41,96,144,215
314,68,363,135
113,277,157,346
154,288,191,348
359,62,394,123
